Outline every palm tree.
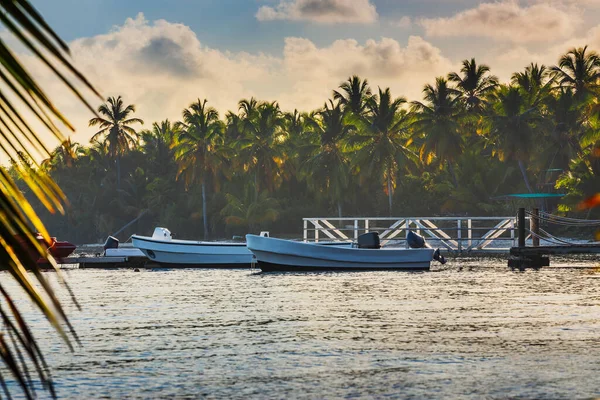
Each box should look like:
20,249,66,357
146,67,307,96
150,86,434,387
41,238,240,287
487,86,542,193
551,46,600,101
512,63,549,94
511,63,553,111
333,75,373,116
89,96,143,190
236,99,287,198
411,77,464,186
448,58,498,113
140,119,178,176
173,99,229,238
349,87,417,215
300,100,355,217
54,137,80,168
220,191,280,233
0,0,100,397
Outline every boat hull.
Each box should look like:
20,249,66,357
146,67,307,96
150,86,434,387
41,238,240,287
246,234,434,271
131,235,253,267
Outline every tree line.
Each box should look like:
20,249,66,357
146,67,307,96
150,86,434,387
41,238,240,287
12,46,600,243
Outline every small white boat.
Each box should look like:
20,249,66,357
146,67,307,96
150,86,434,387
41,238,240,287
131,227,253,267
246,232,438,271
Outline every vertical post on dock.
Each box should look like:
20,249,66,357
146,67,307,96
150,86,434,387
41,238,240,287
518,208,525,247
531,208,539,247
354,219,359,240
468,219,472,248
510,219,515,246
303,220,307,242
457,219,462,252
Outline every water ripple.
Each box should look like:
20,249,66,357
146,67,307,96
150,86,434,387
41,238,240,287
2,260,600,398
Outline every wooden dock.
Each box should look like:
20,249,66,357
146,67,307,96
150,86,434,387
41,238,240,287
508,208,600,269
510,244,600,256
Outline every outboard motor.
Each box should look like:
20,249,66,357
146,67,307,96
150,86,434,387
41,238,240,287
103,236,119,250
407,231,426,249
407,231,446,265
357,232,381,249
433,249,447,265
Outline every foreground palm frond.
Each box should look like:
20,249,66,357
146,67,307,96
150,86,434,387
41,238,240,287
0,0,99,398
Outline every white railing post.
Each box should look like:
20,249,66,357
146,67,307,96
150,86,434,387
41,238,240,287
457,219,462,252
303,219,307,242
354,219,358,239
365,219,369,233
468,219,472,248
405,219,410,249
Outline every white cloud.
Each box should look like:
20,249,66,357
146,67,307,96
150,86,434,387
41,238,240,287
462,23,600,85
21,13,452,148
279,35,454,106
256,0,378,24
394,16,412,29
420,1,579,43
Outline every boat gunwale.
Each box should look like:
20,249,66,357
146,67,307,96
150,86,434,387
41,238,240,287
131,235,248,247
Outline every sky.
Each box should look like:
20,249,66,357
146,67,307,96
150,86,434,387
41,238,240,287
21,0,600,146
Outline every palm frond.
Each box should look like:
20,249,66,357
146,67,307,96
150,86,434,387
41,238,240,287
0,0,100,397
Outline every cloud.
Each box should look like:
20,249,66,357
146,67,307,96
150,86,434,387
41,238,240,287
459,22,600,85
393,16,412,29
136,37,201,78
18,13,453,149
419,1,579,43
256,0,377,24
279,35,454,106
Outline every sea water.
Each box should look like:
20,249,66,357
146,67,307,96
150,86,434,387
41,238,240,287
2,258,600,399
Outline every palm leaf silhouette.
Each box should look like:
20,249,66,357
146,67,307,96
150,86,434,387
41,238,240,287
0,0,100,398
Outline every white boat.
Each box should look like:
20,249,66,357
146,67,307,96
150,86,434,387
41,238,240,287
246,233,437,271
131,227,253,267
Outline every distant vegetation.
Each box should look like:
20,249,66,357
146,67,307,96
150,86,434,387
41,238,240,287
13,47,600,242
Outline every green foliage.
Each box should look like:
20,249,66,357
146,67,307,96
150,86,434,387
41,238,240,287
16,48,600,245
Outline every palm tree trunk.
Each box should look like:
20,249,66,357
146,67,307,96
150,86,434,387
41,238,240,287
202,182,208,239
387,172,393,217
447,161,458,187
254,170,259,201
518,159,534,193
116,156,121,190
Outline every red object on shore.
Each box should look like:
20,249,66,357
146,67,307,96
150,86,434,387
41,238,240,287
15,233,76,263
48,238,76,259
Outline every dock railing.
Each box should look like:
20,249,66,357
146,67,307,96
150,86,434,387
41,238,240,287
303,216,523,254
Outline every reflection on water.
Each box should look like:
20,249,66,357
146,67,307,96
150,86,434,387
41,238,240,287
3,258,600,398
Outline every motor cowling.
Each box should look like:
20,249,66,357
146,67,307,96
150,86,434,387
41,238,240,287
407,231,426,249
103,236,119,250
357,232,380,249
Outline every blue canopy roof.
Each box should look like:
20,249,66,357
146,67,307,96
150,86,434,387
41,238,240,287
493,193,565,199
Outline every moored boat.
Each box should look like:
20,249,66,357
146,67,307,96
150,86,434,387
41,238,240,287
15,233,76,262
132,227,253,267
246,232,440,271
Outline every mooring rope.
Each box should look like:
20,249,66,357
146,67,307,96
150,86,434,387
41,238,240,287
525,228,573,245
525,210,600,226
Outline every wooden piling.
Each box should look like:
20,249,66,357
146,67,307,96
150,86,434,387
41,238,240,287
518,208,525,247
531,208,539,247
